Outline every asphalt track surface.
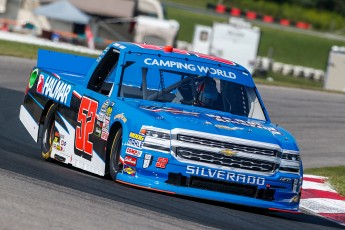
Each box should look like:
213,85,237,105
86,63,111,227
0,56,344,230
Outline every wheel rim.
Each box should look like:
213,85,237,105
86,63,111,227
43,116,54,153
111,137,122,173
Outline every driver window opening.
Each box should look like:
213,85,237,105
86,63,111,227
87,48,120,96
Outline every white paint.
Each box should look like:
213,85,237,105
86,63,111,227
304,174,327,180
302,180,337,193
19,105,39,142
300,198,345,213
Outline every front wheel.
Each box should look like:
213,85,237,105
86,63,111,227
41,105,56,160
109,128,123,180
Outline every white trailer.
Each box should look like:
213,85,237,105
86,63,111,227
192,18,260,74
324,46,345,92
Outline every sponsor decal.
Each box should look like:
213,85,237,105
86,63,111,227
106,106,113,116
52,132,66,152
144,58,236,79
280,177,292,182
101,115,109,140
37,74,44,92
186,165,265,186
123,165,136,176
113,43,126,49
29,69,39,89
125,147,142,157
129,132,145,141
127,138,143,148
114,113,127,123
97,100,113,141
94,120,102,137
36,73,74,106
124,155,137,166
206,114,282,135
155,157,168,169
219,149,238,157
140,105,199,116
143,154,152,169
98,100,109,121
215,124,243,131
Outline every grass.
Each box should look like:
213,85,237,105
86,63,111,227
258,27,345,69
165,6,345,70
254,71,323,90
304,166,345,196
0,39,95,59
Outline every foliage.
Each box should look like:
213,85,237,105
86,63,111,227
253,71,323,90
163,0,345,31
305,166,345,196
165,7,345,69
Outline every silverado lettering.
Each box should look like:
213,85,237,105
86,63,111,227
186,165,265,186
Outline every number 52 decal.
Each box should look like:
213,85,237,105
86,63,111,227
75,97,98,156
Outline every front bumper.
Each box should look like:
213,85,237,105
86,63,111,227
116,156,302,211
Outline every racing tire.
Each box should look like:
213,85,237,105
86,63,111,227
109,127,123,181
41,104,56,161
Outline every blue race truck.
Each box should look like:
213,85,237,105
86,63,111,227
19,42,303,211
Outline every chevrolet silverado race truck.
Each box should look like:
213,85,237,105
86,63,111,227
19,42,303,211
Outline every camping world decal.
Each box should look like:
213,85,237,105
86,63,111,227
36,73,74,106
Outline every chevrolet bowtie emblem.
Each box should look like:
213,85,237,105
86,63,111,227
219,149,238,157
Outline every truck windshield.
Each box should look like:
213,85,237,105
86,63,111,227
119,63,266,121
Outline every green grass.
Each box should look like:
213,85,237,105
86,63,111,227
304,166,345,196
254,71,323,90
165,7,345,70
0,39,95,59
258,27,345,69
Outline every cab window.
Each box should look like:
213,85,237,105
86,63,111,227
87,48,120,96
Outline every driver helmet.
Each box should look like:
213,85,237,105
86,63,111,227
196,78,218,107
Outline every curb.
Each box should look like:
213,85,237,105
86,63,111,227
301,174,345,226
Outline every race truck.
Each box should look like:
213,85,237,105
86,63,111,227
19,42,303,211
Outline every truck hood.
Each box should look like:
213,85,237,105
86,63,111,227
123,99,298,150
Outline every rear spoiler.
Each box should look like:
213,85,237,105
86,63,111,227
37,49,96,76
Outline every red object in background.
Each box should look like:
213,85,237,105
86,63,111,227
216,4,226,14
246,11,256,20
85,24,95,49
1,22,8,31
263,15,274,23
296,22,310,29
231,8,241,16
280,19,290,26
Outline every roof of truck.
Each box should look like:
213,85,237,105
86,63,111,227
106,42,256,88
112,42,250,74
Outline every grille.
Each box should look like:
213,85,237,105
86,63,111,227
177,135,279,157
166,173,276,201
177,147,278,172
190,177,258,197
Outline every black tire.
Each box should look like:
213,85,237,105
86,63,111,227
41,104,56,161
109,127,123,180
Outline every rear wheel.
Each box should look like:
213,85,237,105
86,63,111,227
109,128,123,180
41,105,56,161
